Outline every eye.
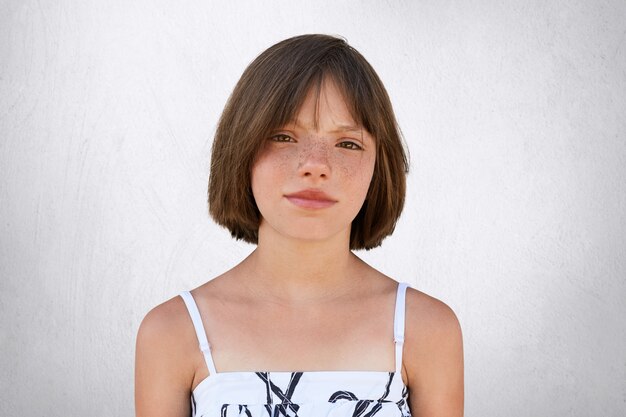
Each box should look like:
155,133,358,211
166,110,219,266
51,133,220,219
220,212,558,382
269,134,295,143
336,141,363,150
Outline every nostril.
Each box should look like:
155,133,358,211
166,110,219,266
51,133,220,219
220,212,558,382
303,170,327,177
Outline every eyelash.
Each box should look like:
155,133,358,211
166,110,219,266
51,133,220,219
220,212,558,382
269,135,363,150
337,141,363,150
269,134,295,143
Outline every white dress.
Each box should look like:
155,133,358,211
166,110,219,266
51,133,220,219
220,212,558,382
179,282,413,417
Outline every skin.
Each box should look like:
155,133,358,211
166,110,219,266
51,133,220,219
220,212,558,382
135,78,464,417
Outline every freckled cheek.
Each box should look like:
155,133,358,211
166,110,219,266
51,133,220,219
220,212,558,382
335,155,376,196
335,158,374,216
279,150,297,171
259,146,299,176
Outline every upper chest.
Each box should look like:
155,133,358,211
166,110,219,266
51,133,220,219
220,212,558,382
193,286,397,372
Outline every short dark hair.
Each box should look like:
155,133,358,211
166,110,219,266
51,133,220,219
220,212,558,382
209,34,409,250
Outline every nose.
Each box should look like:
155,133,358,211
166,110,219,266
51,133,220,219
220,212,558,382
297,141,330,179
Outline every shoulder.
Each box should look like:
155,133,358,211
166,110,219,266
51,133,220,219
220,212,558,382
404,287,462,350
137,295,193,351
402,287,464,415
135,294,204,416
136,295,200,386
135,297,202,417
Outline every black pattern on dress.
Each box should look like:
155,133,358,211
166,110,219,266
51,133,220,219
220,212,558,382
395,385,411,417
328,372,398,417
254,372,303,417
218,372,304,417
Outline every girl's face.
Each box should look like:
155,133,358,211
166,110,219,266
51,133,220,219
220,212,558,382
251,78,376,245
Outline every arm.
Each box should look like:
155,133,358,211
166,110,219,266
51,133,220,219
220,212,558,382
404,289,464,417
135,299,195,417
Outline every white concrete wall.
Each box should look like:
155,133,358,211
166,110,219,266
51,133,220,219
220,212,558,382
1,1,625,416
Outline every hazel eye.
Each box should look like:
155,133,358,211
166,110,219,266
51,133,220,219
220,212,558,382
270,134,295,143
337,141,363,150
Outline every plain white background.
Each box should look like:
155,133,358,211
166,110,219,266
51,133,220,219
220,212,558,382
1,1,625,416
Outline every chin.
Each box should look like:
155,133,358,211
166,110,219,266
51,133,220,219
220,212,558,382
260,221,350,246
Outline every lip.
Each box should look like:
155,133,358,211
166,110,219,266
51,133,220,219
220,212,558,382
284,189,337,209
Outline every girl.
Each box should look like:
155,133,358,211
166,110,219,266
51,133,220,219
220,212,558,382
135,34,463,417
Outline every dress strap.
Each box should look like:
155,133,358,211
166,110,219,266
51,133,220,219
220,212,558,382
179,291,218,375
393,282,410,374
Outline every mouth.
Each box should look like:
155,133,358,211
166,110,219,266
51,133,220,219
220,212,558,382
284,189,337,209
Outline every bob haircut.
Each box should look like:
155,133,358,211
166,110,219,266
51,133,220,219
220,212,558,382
209,34,408,250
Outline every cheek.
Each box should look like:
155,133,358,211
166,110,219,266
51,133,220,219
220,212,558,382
340,153,375,184
336,154,376,207
251,153,291,204
255,146,295,174
251,164,270,204
250,157,268,201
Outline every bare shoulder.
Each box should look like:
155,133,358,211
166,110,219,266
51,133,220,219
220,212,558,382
404,287,462,348
135,295,200,417
137,295,197,361
403,287,464,416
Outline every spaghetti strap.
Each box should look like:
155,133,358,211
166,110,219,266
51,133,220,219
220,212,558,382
393,282,410,374
180,291,218,375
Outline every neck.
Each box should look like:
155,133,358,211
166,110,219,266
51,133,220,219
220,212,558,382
237,225,365,305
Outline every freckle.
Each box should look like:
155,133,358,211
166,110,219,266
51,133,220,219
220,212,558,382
340,165,352,177
279,152,291,168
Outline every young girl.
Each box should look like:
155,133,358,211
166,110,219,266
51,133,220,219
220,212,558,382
135,34,463,417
